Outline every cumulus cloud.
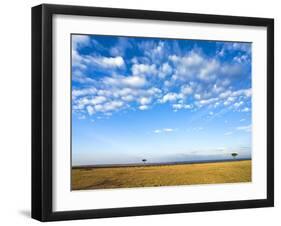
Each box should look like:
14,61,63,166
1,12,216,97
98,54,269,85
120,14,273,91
72,70,96,84
139,97,152,105
72,87,97,99
153,128,175,133
241,107,251,112
158,63,173,78
132,63,157,76
160,92,181,103
172,103,192,111
139,105,149,110
94,100,124,113
180,85,193,95
122,76,146,87
72,35,91,50
236,124,252,132
72,35,252,119
103,75,147,88
163,128,174,132
86,105,95,115
90,56,125,68
109,37,132,56
233,101,244,108
72,35,125,71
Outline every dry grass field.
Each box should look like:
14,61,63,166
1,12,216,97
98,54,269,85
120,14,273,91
71,160,251,190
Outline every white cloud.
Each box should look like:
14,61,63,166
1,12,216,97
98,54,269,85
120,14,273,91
139,105,149,110
212,84,225,94
169,48,247,86
214,102,220,108
222,43,251,54
233,54,249,63
92,56,125,68
74,95,106,108
84,100,125,114
180,85,193,95
233,101,244,108
164,80,173,87
168,51,204,81
72,35,91,49
72,39,251,120
73,95,107,110
147,87,162,96
168,55,179,62
220,63,243,77
194,94,201,100
172,103,192,110
217,43,251,62
72,68,95,85
241,107,250,112
160,92,180,103
154,128,175,133
178,51,203,66
72,35,91,70
232,88,252,97
72,50,87,69
86,106,95,115
72,87,97,99
172,104,182,110
109,37,132,56
169,51,224,83
197,59,219,81
158,63,172,78
116,88,134,96
236,124,251,132
139,97,151,105
121,95,135,102
224,131,233,136
101,101,124,112
194,88,251,109
223,96,236,106
96,89,113,97
103,75,147,88
163,128,174,132
219,90,232,99
122,76,147,87
74,55,125,71
198,97,219,107
89,96,107,105
140,41,166,63
132,63,157,76
93,104,103,112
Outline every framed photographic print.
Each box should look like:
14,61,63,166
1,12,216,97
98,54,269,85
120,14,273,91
32,4,274,221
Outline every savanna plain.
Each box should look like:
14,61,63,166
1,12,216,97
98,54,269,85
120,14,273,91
72,160,251,190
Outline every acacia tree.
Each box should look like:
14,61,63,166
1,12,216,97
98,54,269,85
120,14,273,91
231,152,238,159
142,159,147,164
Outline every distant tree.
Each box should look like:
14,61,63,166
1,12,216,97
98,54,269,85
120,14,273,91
142,159,147,164
231,152,238,159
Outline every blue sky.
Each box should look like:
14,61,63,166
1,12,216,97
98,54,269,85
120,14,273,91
71,34,252,166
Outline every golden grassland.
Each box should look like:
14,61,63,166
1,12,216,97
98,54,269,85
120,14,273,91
71,160,251,190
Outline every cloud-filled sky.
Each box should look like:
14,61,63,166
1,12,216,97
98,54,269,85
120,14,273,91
71,34,252,166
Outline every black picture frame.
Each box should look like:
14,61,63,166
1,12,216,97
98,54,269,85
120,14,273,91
32,4,274,222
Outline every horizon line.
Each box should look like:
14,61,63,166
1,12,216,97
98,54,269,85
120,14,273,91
72,157,252,168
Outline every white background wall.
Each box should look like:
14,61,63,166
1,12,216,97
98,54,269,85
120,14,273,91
0,0,279,225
